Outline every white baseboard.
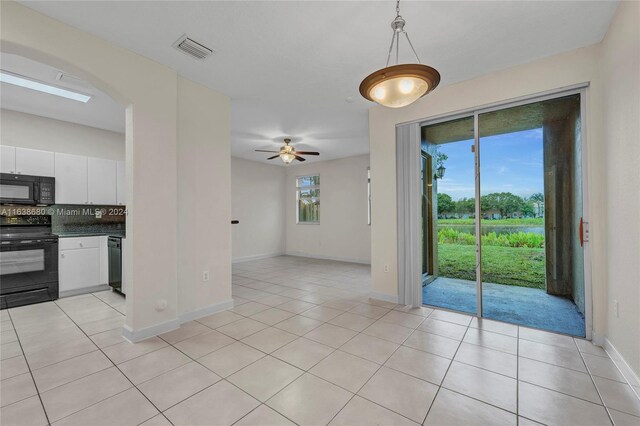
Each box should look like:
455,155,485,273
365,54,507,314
369,291,399,304
233,252,284,263
122,318,181,343
122,299,235,343
178,299,234,323
60,284,110,298
604,337,640,395
285,251,371,265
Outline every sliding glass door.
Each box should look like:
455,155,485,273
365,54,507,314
421,92,586,336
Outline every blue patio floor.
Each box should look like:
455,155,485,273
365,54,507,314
423,277,585,337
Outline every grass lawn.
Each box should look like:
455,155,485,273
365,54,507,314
438,243,546,289
438,218,544,226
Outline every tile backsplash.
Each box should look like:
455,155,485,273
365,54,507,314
0,204,126,235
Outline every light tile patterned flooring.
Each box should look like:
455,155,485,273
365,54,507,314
1,256,639,425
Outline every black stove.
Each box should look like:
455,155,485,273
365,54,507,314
1,215,59,309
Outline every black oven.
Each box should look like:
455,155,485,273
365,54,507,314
0,173,55,205
0,215,58,309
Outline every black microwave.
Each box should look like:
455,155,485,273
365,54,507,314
0,173,55,205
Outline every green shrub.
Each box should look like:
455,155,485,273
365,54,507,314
437,228,544,249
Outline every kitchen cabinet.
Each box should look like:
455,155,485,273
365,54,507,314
55,153,88,205
59,237,103,293
116,160,126,205
15,148,55,177
88,157,117,205
1,146,16,174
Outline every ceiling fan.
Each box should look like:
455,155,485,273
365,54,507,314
255,138,319,164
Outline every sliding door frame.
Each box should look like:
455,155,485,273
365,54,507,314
408,83,592,338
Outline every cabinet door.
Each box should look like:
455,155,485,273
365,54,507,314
116,161,126,205
54,153,88,204
0,146,16,174
59,247,101,292
88,157,117,205
15,148,55,177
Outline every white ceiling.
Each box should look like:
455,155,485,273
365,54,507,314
0,52,125,133
11,1,618,165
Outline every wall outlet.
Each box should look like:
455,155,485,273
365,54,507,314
384,264,390,273
614,300,619,318
202,271,210,282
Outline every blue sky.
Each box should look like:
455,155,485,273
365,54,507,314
436,128,543,200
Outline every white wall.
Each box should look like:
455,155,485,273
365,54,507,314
231,157,286,262
0,109,125,160
285,154,371,264
601,1,640,377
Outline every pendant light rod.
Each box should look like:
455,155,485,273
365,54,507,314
385,0,421,67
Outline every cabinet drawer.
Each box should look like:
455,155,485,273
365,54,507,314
59,237,101,250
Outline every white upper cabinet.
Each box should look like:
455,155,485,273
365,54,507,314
15,148,55,177
88,157,117,205
55,153,88,205
1,146,16,174
116,160,126,205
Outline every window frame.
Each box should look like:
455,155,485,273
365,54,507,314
296,174,320,225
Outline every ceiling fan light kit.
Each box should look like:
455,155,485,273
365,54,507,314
255,138,320,164
360,0,440,108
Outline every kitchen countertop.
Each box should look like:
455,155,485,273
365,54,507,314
55,232,126,238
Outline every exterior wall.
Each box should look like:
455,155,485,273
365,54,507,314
231,157,286,262
285,154,371,264
601,0,640,376
0,109,125,160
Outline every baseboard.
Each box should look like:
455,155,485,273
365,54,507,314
60,284,110,298
122,318,181,343
604,338,640,396
178,299,235,323
233,252,283,263
285,251,371,265
369,291,399,304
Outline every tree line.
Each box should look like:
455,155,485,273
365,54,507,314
437,192,544,218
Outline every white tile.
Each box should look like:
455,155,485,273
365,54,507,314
197,310,244,329
519,327,577,350
0,395,48,426
89,328,125,349
250,308,295,326
103,337,167,364
139,414,172,426
235,405,296,426
53,388,158,426
594,376,640,417
137,362,220,411
300,306,344,321
118,346,191,384
609,409,640,426
173,330,235,358
519,381,612,426
425,388,517,426
0,372,37,407
470,317,518,337
358,367,437,423
348,304,390,319
267,373,352,426
463,328,517,355
228,355,303,402
25,337,97,370
330,395,418,426
310,350,379,392
378,310,425,329
274,315,323,336
454,342,518,378
0,355,29,380
340,333,399,364
362,321,414,344
328,312,376,332
418,318,468,340
164,380,260,426
304,323,358,348
32,350,112,392
271,337,334,370
385,345,451,385
574,338,608,357
232,302,271,317
216,318,269,340
428,310,472,326
518,357,601,403
404,330,460,359
277,300,316,314
583,353,627,382
519,339,587,372
160,321,211,344
442,361,517,413
198,341,265,377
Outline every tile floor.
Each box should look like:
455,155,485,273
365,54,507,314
1,256,639,425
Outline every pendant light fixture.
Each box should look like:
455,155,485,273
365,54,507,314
359,0,440,108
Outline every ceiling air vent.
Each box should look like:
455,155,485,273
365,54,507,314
173,34,214,60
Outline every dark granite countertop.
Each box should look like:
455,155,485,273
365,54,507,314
55,232,126,238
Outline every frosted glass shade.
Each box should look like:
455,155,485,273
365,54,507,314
360,64,440,108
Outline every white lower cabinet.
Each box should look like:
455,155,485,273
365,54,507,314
59,236,107,295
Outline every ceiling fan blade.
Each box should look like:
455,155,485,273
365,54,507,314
294,155,306,162
294,151,320,155
255,149,280,153
266,155,280,160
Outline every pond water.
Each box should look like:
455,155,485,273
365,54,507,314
438,224,545,236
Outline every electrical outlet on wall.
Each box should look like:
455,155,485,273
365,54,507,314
202,271,210,282
384,264,390,273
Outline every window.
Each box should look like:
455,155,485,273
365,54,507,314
296,175,320,223
367,168,371,225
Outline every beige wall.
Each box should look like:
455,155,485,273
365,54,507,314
601,1,640,376
1,2,231,338
285,155,371,264
231,157,286,261
0,109,125,160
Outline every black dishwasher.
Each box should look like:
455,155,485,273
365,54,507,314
108,236,123,294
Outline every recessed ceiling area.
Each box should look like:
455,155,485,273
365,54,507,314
13,1,619,164
0,52,125,133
